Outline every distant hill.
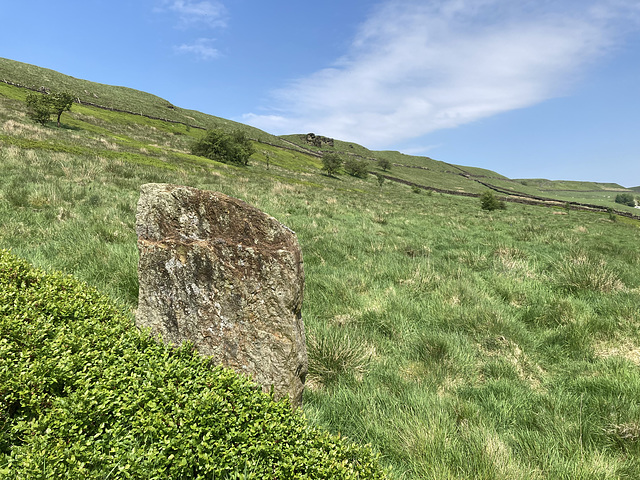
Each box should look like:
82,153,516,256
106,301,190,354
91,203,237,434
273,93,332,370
514,178,628,192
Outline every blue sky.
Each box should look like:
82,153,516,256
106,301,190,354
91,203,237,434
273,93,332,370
2,0,639,186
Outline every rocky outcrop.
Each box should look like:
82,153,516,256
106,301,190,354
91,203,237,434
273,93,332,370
135,183,307,407
306,133,334,148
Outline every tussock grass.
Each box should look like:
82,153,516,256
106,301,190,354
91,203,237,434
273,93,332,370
307,328,374,389
556,251,624,293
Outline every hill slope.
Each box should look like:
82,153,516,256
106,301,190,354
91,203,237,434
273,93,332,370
1,58,640,479
3,57,638,218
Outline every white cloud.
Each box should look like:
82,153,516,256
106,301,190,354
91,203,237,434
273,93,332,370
243,0,634,148
174,38,220,60
159,0,227,28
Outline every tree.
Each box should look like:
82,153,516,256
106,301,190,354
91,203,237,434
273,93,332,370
479,190,506,211
49,92,75,127
26,91,75,127
191,129,255,165
344,157,369,178
614,193,635,207
377,158,391,171
321,153,342,176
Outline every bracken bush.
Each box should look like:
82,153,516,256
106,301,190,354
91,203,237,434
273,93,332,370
0,250,386,480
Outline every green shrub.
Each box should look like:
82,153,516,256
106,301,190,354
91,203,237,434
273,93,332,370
321,153,343,176
191,129,255,165
479,191,506,211
0,250,386,479
25,92,52,126
615,193,635,207
344,157,369,178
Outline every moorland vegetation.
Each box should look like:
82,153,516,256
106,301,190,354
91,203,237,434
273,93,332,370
1,57,640,479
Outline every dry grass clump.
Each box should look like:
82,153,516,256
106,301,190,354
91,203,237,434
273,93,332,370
606,423,640,443
594,341,640,366
556,252,624,293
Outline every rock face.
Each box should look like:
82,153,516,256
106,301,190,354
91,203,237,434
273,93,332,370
305,133,334,148
135,183,307,407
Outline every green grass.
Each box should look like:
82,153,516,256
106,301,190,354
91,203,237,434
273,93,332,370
1,62,640,479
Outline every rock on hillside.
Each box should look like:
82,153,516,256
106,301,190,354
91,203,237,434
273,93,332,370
135,183,307,407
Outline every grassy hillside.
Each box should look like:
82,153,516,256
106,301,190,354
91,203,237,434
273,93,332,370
2,59,640,479
278,125,639,213
0,57,295,149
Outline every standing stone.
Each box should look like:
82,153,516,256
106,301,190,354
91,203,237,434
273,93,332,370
135,183,307,407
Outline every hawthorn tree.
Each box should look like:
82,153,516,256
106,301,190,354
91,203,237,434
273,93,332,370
321,153,342,177
344,157,369,178
191,129,255,165
25,92,52,126
26,91,75,127
377,158,391,171
614,193,635,207
49,92,75,127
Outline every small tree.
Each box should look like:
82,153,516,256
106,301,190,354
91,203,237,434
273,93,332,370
49,92,75,127
191,129,255,165
480,191,506,211
321,153,342,177
376,173,385,187
614,193,635,207
377,158,391,172
344,157,369,178
26,91,75,127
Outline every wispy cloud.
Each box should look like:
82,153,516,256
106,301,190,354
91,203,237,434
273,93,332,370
159,0,227,28
243,0,637,148
174,38,220,60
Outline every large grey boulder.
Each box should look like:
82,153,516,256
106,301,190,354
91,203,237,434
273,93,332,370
135,183,307,407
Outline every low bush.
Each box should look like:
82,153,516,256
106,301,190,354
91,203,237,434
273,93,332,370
479,190,506,211
615,193,635,207
0,250,385,479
